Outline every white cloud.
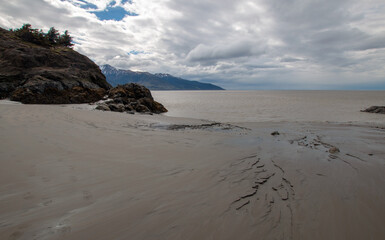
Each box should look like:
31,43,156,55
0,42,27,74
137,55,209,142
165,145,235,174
0,0,384,89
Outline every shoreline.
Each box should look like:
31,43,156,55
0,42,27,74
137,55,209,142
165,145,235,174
1,102,385,240
2,99,384,128
152,90,385,124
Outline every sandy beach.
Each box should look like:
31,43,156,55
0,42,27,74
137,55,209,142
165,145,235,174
1,102,385,240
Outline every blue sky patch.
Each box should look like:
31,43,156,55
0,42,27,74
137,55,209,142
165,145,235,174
92,6,125,21
92,4,138,21
79,2,97,10
128,50,145,55
63,0,138,21
92,0,138,21
121,0,133,4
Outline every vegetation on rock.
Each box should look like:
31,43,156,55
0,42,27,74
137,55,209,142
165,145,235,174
10,24,73,48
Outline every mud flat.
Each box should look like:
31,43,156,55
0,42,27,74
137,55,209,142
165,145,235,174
0,102,385,240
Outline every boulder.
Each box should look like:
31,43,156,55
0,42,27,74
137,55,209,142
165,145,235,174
108,103,125,112
96,83,167,114
108,83,152,99
135,104,150,113
0,27,111,104
95,103,110,111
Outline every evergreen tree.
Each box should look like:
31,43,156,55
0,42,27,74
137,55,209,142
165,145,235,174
12,24,74,48
37,29,48,45
46,27,59,44
58,30,74,47
14,24,35,42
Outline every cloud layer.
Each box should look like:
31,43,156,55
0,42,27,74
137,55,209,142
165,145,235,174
1,0,384,89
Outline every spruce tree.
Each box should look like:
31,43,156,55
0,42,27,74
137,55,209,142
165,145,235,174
58,30,74,47
46,27,59,44
12,24,74,48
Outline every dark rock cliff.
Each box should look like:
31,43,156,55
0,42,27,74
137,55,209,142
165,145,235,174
0,27,111,104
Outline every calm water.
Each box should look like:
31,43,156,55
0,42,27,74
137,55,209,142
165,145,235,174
152,91,385,124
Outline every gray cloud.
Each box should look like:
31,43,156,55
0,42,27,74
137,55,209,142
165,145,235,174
280,57,304,63
186,41,265,63
263,0,385,69
0,0,384,89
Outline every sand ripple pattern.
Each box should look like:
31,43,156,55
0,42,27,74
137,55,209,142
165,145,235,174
219,153,295,239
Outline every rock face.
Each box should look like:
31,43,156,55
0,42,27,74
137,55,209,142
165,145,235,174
361,106,385,114
96,83,167,114
0,27,111,103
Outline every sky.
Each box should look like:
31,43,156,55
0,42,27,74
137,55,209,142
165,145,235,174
1,0,385,90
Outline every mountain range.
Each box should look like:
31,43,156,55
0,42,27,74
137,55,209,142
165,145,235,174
100,64,224,90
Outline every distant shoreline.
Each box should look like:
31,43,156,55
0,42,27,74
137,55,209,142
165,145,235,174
152,90,385,124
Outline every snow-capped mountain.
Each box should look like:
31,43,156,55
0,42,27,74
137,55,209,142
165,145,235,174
100,64,224,90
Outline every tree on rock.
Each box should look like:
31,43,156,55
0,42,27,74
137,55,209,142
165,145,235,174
58,30,74,47
12,24,74,48
13,24,45,44
46,27,59,44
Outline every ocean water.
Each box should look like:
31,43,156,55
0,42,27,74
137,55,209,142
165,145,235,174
152,91,385,124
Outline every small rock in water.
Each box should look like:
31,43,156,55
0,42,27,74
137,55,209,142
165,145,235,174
271,131,280,136
361,106,385,114
329,147,340,154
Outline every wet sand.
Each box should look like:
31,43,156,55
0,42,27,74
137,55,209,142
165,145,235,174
0,103,385,240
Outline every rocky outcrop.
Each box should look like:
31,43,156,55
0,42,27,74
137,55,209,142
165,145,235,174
361,106,385,114
0,27,111,103
96,83,167,114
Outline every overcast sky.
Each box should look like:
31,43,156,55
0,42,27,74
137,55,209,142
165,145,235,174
1,0,385,89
